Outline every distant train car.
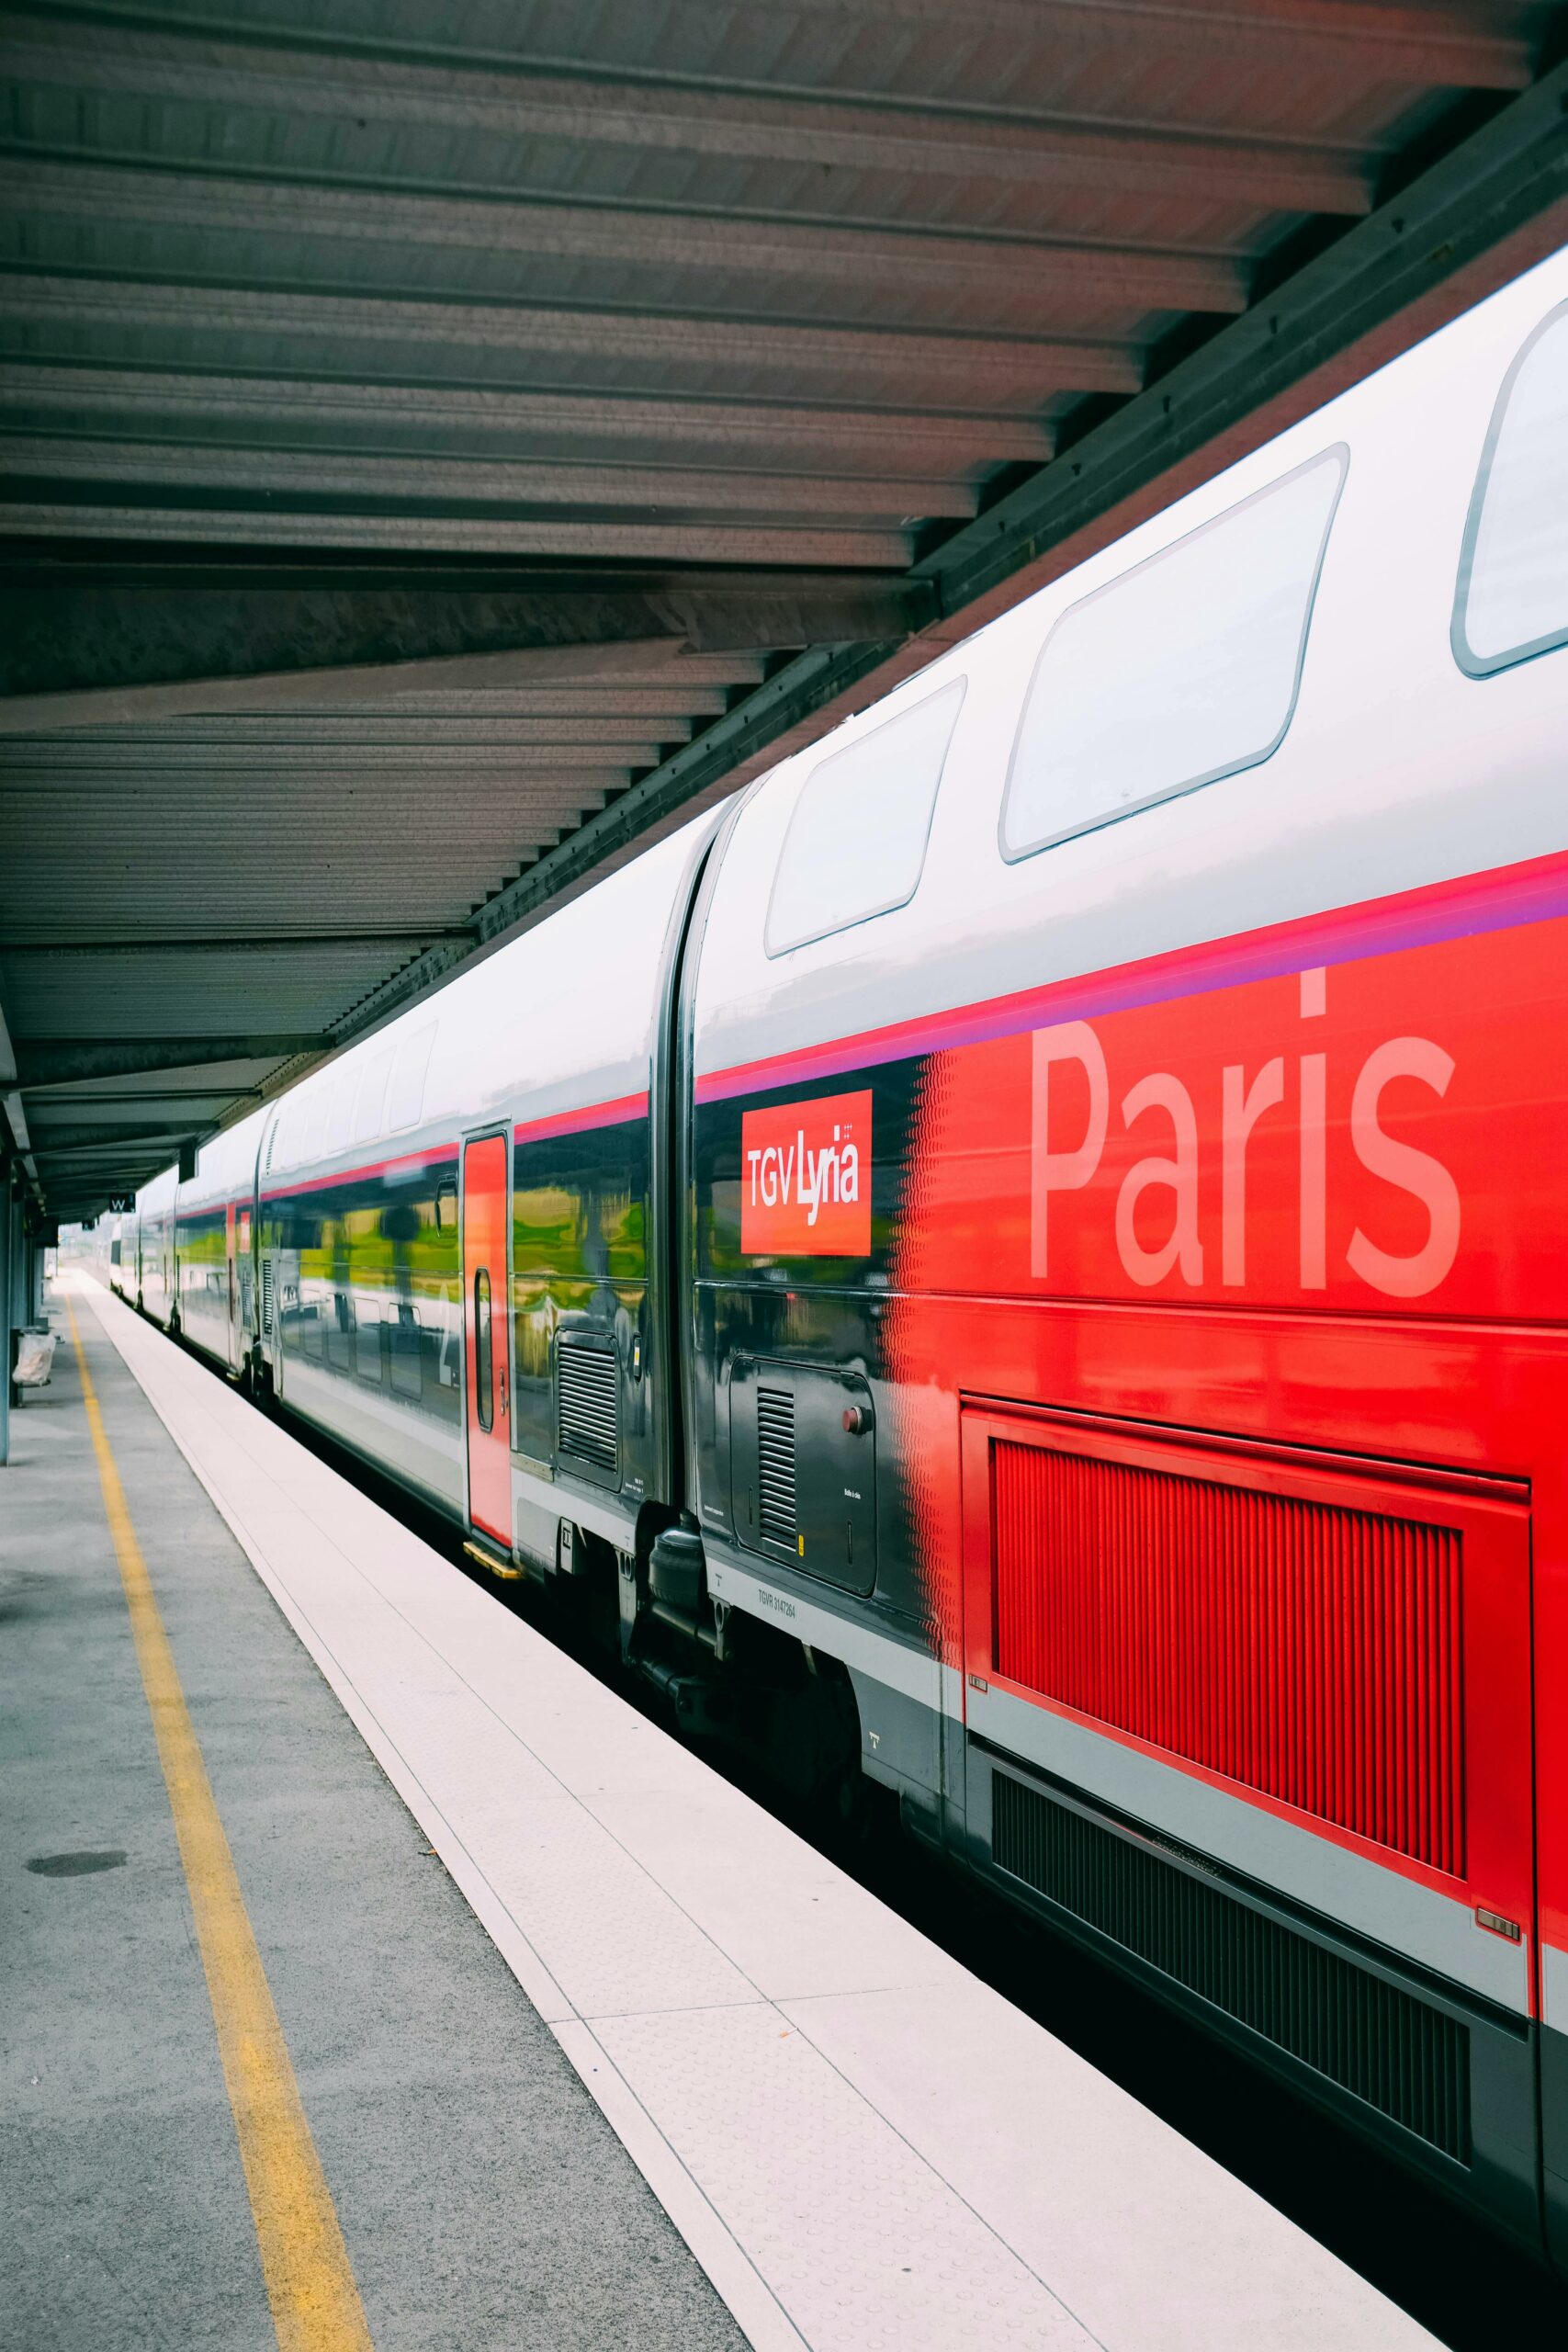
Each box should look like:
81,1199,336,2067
130,1168,177,1329
171,1112,265,1383
118,247,1568,2265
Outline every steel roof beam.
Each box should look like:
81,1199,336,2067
6,161,1250,321
0,584,917,718
2,502,915,571
3,926,474,945
35,716,698,746
31,1096,264,1125
0,436,977,524
171,691,731,720
9,744,655,773
28,1123,208,1156
6,831,573,857
2,19,1374,213
3,842,567,866
26,1089,265,1105
682,0,1535,85
26,690,732,724
18,0,1531,90
4,792,596,822
14,1038,329,1084
0,371,1056,473
2,278,1140,409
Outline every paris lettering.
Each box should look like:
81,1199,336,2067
1032,967,1461,1300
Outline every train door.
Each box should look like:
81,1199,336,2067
462,1133,512,1546
236,1204,254,1373
225,1202,238,1370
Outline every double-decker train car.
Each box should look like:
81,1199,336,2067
130,1167,177,1329
111,244,1568,2265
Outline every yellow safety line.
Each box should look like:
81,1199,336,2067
65,1295,373,2352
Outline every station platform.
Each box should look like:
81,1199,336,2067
5,1274,1443,2352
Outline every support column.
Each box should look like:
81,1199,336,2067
0,1161,12,1467
10,1199,24,1329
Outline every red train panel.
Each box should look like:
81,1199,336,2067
988,1428,1467,1877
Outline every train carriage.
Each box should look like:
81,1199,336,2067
113,242,1568,2266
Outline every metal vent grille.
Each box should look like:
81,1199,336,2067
259,1254,274,1338
992,1439,1465,1876
991,1771,1470,2162
756,1386,796,1545
558,1341,618,1475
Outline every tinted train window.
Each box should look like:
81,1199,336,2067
295,1087,328,1169
1454,302,1568,676
390,1304,423,1401
1000,447,1347,860
355,1295,382,1384
473,1270,493,1431
323,1073,357,1161
274,1086,323,1175
765,677,966,956
353,1043,395,1146
385,1023,436,1132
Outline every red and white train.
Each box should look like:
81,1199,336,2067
99,244,1568,2262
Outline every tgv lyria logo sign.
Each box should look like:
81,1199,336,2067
741,1089,872,1255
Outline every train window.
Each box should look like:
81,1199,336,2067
1454,301,1568,676
390,1303,423,1401
323,1071,357,1161
327,1285,354,1372
765,677,967,956
355,1295,382,1383
352,1043,395,1145
385,1023,436,1132
473,1270,493,1430
1000,446,1347,860
270,1090,308,1175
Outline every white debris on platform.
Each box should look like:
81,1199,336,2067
14,1329,57,1386
73,1274,1440,2352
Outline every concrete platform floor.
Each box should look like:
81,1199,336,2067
0,1294,744,2352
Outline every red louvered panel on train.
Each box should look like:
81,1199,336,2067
990,1436,1466,1876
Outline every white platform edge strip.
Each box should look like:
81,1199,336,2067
73,1279,1441,2352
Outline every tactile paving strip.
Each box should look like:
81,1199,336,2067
594,2004,1091,2351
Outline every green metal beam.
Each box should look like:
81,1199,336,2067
14,1036,330,1084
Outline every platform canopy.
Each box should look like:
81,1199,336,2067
3,0,1567,1219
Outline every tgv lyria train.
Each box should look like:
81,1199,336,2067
103,246,1568,2261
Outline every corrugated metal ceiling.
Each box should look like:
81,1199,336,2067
2,0,1566,1217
